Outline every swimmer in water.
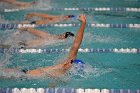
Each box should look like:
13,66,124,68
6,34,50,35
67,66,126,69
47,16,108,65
3,14,86,78
0,28,75,48
0,0,36,9
21,13,77,25
17,27,75,48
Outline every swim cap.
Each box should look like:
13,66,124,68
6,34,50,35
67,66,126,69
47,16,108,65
65,32,75,38
18,41,26,49
73,59,85,64
30,21,36,24
21,69,28,74
72,59,85,69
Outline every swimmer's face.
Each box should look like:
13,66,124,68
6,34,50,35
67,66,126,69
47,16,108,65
58,33,66,39
64,16,70,20
58,32,75,39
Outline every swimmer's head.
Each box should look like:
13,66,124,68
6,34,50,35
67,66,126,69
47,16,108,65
65,32,75,38
58,32,75,39
73,59,85,64
71,59,85,69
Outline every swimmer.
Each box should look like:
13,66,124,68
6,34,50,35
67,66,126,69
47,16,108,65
21,13,77,25
3,14,86,78
0,0,36,9
0,29,75,48
17,27,75,48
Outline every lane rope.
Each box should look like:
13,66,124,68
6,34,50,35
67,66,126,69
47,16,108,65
0,23,140,29
3,8,140,12
0,48,139,54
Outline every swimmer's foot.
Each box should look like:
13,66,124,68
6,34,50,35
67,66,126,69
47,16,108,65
0,44,11,48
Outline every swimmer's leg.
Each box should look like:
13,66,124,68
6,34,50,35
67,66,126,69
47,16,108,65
0,44,11,48
20,19,49,25
34,20,50,25
25,13,49,19
31,19,59,25
18,20,36,25
1,0,32,8
13,1,32,8
19,27,51,39
3,68,20,73
0,41,27,49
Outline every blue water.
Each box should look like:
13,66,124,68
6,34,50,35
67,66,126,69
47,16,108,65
0,0,140,89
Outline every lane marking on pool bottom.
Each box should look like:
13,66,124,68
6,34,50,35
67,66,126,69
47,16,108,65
0,48,140,54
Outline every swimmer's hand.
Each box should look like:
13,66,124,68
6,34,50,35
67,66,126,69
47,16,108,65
78,14,86,23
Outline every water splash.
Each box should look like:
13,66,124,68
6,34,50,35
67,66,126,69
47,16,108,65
67,63,94,79
93,67,114,77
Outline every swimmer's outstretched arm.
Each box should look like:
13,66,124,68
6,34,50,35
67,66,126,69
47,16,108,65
59,14,86,71
25,13,61,19
1,0,33,8
67,14,86,60
19,28,51,39
1,0,15,3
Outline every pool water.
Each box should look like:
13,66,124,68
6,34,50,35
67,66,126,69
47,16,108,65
0,0,140,89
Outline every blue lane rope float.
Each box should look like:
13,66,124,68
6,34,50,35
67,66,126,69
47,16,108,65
0,23,140,29
0,48,140,54
3,8,140,12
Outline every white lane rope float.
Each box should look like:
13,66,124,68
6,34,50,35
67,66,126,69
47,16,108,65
0,48,140,54
3,8,140,12
0,23,140,29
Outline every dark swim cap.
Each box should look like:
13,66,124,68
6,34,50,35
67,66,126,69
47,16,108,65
65,32,75,38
